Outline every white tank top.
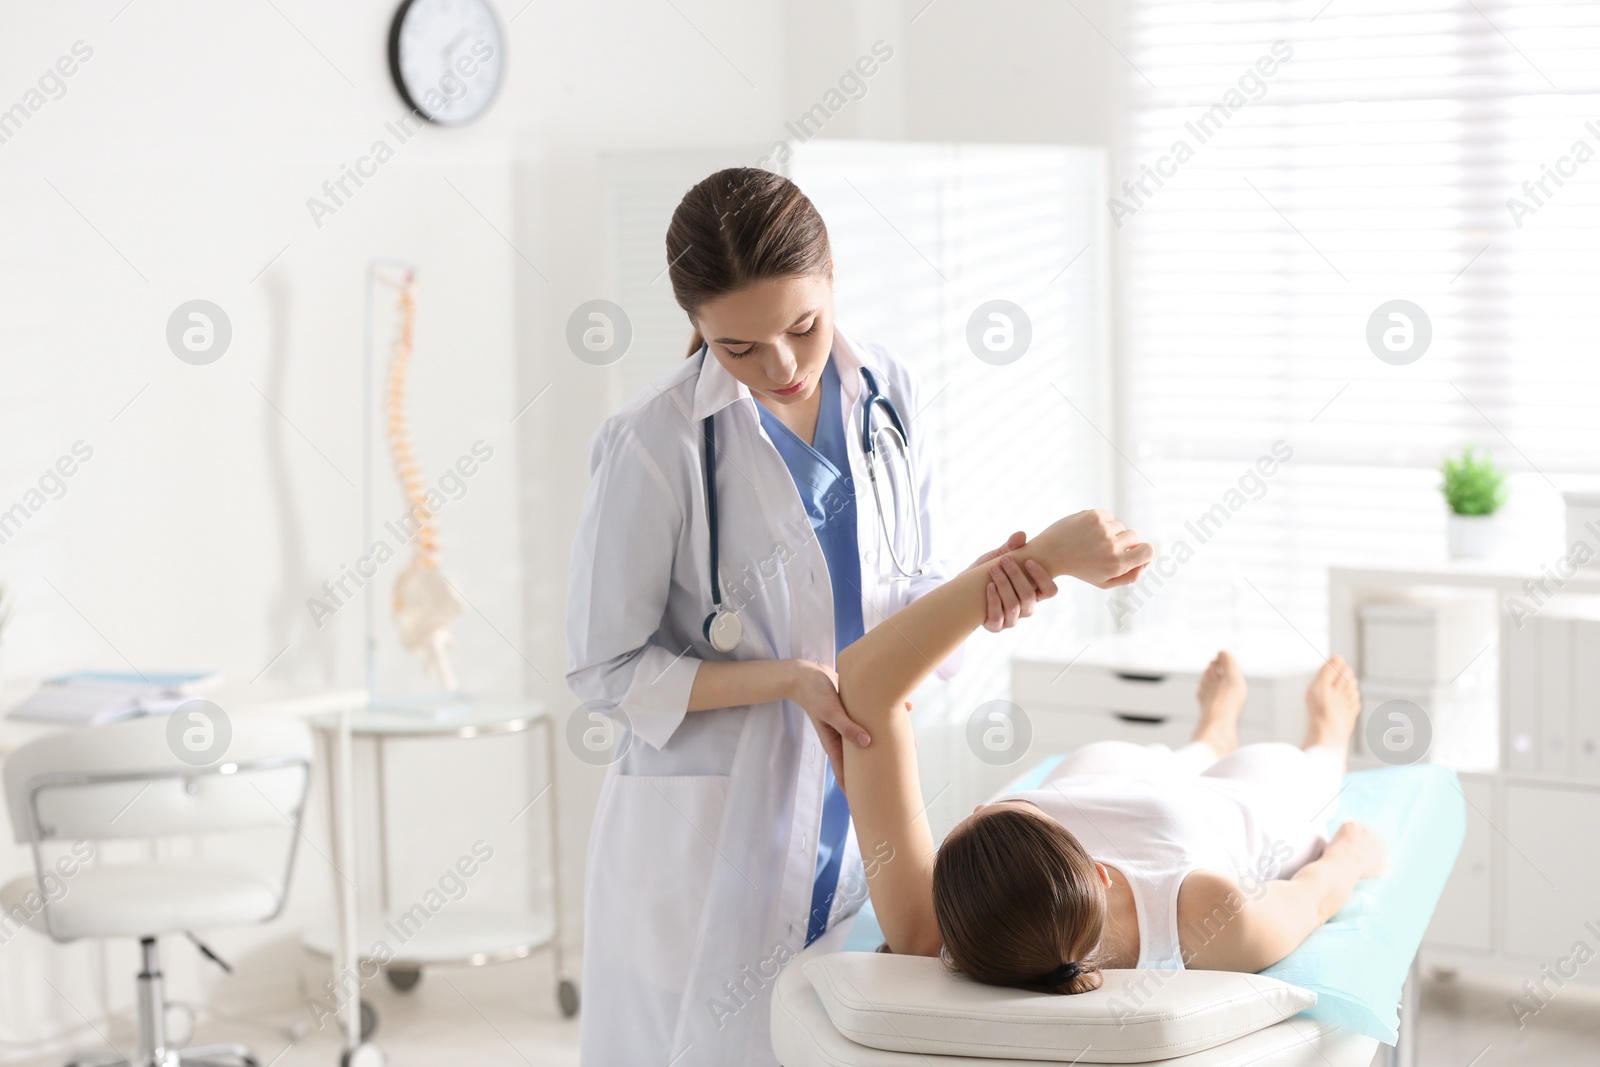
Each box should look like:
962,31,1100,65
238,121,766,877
1002,775,1317,969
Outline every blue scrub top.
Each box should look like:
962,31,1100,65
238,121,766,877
757,356,859,946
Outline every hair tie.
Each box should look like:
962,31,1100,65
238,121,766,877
1037,960,1082,987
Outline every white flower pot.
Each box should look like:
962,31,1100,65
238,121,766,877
1448,512,1499,559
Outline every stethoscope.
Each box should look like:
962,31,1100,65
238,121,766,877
701,357,926,653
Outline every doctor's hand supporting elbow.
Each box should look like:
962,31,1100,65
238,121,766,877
686,657,893,790
787,660,913,794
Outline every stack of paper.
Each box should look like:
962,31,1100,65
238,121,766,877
6,670,223,726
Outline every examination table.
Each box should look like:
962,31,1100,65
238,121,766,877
772,759,1464,1067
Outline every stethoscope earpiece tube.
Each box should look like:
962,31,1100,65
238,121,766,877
702,411,722,608
859,367,927,581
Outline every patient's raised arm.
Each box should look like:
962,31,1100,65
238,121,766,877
835,510,1151,956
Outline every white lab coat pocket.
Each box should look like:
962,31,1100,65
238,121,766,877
590,773,732,994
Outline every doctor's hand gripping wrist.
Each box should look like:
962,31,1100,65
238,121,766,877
967,530,1060,632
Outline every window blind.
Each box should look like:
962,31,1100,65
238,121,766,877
791,142,1111,816
1117,0,1600,642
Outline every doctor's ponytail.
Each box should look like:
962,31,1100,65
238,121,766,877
666,168,833,357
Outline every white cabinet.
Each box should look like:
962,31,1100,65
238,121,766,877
1505,614,1541,774
1502,783,1600,961
1360,596,1493,686
1536,617,1574,777
1332,565,1600,977
1012,636,1316,759
1575,618,1600,782
1423,773,1494,953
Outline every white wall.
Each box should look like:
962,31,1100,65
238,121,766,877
0,0,1124,1038
0,0,791,1040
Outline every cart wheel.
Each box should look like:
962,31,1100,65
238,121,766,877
361,999,378,1042
342,1042,386,1067
385,966,423,992
557,979,580,1018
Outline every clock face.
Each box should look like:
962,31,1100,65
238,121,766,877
388,0,504,126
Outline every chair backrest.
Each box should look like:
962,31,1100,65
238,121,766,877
3,712,314,845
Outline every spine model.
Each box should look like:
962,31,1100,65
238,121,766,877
384,271,464,691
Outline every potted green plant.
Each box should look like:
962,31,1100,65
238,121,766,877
1440,445,1507,558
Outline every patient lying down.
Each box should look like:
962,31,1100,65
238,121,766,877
832,510,1386,996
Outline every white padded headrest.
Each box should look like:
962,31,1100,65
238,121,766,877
801,953,1316,1063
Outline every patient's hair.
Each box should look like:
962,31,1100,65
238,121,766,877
666,167,832,356
932,806,1106,995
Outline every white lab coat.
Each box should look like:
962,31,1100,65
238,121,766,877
566,330,959,1067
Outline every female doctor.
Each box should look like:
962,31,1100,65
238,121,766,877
566,168,1124,1067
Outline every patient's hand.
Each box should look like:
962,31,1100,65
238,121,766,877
967,531,1059,631
1035,509,1152,589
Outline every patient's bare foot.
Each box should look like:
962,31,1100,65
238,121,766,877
1193,651,1245,756
1303,655,1360,750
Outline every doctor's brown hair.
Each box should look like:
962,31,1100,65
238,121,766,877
666,167,833,357
932,806,1106,995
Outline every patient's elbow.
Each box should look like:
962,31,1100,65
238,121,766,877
835,641,867,692
834,645,891,727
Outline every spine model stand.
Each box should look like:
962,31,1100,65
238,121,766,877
385,271,465,690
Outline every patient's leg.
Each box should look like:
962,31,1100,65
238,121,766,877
1050,650,1246,783
1050,740,1192,778
1201,656,1358,787
1047,739,1215,781
1200,657,1360,870
1300,654,1360,760
1192,650,1246,758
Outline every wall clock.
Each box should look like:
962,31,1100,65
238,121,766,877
388,0,504,126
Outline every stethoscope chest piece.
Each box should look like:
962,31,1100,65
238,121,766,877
703,607,744,654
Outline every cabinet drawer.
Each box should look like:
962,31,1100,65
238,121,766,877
1016,658,1198,719
1015,659,1280,726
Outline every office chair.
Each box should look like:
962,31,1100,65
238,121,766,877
1,711,314,1067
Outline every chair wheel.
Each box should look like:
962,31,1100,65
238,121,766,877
342,1042,386,1067
557,978,580,1018
385,966,423,992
